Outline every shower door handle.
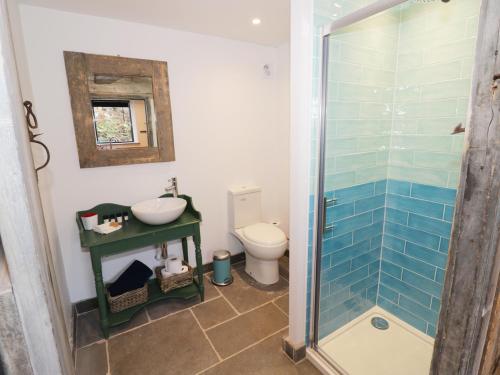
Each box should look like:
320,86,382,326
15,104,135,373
322,197,337,233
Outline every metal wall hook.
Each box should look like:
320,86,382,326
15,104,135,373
23,100,50,174
451,123,465,135
24,100,38,129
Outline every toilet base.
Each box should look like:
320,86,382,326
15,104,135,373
244,252,280,285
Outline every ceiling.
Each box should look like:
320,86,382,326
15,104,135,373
17,0,290,46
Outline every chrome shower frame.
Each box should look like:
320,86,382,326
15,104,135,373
309,0,409,371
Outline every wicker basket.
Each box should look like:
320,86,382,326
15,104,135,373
155,262,194,294
107,283,148,313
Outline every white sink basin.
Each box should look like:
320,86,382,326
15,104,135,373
131,197,187,225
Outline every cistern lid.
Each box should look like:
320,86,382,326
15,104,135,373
243,223,286,245
228,185,261,196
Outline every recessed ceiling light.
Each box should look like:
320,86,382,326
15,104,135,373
252,18,261,25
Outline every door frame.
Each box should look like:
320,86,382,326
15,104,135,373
431,0,500,373
0,0,73,373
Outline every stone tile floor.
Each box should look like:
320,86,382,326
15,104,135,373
75,263,320,375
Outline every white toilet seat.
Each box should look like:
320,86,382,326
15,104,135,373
242,223,287,246
234,223,288,284
241,235,288,249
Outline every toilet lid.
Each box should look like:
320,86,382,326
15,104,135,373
243,223,287,246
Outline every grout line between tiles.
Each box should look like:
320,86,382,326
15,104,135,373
282,350,297,365
279,275,289,284
194,326,290,375
76,308,98,317
216,288,241,316
105,340,111,375
273,301,288,317
145,294,220,324
77,339,107,352
380,277,434,309
385,233,448,254
272,300,289,317
76,277,291,374
205,300,280,332
109,305,191,339
378,294,433,330
204,275,222,297
79,279,219,345
199,291,287,331
199,295,222,305
381,257,444,284
79,282,264,346
189,309,223,363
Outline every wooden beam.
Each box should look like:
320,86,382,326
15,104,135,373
430,0,500,374
480,263,500,375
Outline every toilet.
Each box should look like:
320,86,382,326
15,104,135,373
228,186,288,285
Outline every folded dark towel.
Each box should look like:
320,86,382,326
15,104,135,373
108,260,152,297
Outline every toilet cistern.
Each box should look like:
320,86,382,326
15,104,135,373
228,185,288,285
165,177,178,197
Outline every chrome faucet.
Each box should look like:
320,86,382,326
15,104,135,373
165,177,178,197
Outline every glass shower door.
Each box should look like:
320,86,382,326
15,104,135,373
314,7,398,344
311,0,480,374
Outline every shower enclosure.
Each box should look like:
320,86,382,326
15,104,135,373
309,0,481,373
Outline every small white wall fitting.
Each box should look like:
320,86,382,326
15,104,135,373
263,64,272,78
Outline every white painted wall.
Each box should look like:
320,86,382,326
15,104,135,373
17,5,290,302
288,0,313,346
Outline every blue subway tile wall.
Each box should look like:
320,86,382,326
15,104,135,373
380,179,456,337
318,181,384,339
310,179,456,341
308,0,478,344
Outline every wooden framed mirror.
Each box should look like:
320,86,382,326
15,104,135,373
63,52,175,168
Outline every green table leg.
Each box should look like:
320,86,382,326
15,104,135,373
182,237,189,263
90,252,110,338
193,227,204,302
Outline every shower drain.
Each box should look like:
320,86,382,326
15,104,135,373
371,317,389,330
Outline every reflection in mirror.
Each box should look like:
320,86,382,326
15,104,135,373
64,52,175,168
88,75,158,150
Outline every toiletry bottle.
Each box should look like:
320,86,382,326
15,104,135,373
117,213,123,224
103,215,110,224
123,212,129,223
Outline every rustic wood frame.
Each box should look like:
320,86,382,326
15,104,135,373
63,52,175,168
480,272,500,375
430,0,500,373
